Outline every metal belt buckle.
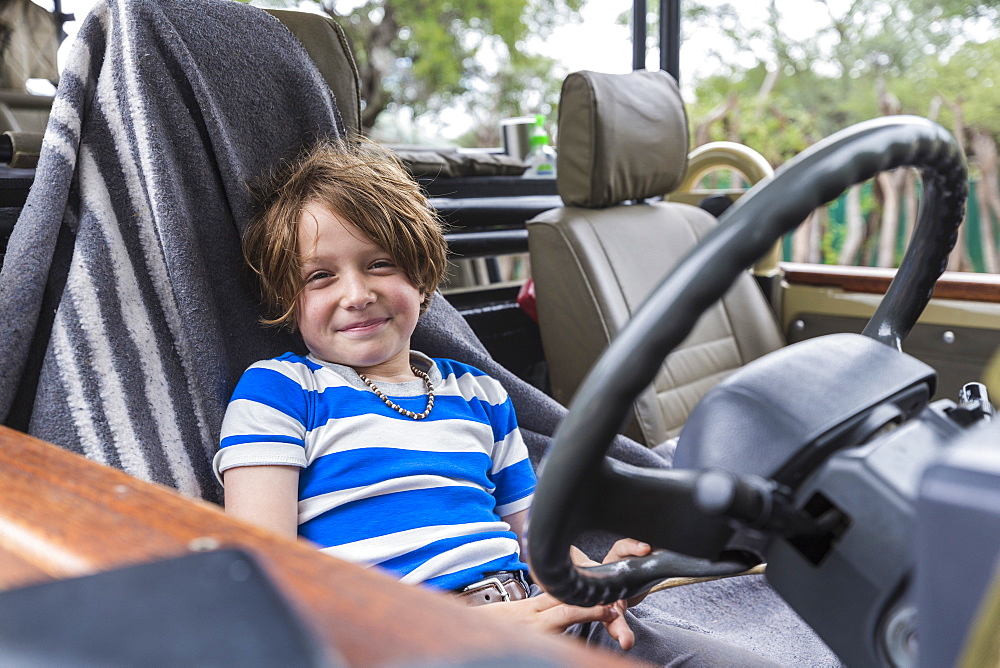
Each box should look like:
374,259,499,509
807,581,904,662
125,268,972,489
466,576,510,602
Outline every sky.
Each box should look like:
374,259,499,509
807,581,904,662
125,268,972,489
49,0,638,77
532,1,635,75
38,0,835,142
47,0,93,69
47,0,839,76
42,0,641,142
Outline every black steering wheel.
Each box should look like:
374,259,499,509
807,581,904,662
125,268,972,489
527,116,968,607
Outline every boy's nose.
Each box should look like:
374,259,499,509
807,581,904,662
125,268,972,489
341,273,375,308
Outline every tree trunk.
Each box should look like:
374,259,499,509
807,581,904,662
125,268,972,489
875,169,907,267
839,185,865,265
901,169,918,249
325,2,398,133
810,207,827,263
756,66,780,103
791,209,824,264
947,100,972,271
792,212,811,263
694,94,738,147
971,130,1000,273
872,76,905,267
860,210,879,267
876,74,901,117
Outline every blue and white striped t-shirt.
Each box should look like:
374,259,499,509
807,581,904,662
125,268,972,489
214,351,536,591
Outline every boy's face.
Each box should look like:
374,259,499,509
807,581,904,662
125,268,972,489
295,202,423,380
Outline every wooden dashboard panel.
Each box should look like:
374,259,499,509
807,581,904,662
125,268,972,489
780,262,1000,303
0,426,635,667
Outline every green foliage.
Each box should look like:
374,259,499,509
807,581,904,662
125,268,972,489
686,0,1000,159
300,0,583,135
449,50,563,148
914,40,1000,132
684,0,1000,269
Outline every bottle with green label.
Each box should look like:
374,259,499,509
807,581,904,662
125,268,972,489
523,113,557,179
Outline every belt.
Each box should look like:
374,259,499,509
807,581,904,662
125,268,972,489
455,572,529,607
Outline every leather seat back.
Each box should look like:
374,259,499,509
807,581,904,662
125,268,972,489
527,70,784,445
265,8,361,135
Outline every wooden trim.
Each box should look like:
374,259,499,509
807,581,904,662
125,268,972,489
0,426,629,667
780,262,1000,303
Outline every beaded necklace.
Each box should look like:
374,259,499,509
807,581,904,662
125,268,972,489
357,365,435,420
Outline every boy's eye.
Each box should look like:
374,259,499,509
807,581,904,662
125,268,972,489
370,259,396,270
306,271,332,282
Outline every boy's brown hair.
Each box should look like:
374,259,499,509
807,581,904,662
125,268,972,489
243,137,448,330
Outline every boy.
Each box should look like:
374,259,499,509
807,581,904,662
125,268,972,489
217,138,777,665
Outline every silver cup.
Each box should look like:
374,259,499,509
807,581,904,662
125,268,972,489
500,116,536,161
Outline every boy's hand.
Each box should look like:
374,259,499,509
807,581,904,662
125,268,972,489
470,591,622,638
598,538,656,607
569,538,653,650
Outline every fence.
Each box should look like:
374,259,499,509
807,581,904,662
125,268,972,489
780,177,998,272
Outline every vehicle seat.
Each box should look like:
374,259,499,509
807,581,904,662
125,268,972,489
526,69,785,446
264,9,361,135
0,0,59,139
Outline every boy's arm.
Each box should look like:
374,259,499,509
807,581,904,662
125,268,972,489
223,464,300,539
503,509,530,556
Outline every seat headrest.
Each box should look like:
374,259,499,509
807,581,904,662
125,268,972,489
265,8,362,136
557,69,689,208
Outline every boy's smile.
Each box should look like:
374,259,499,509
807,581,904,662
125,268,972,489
339,318,390,336
295,202,423,382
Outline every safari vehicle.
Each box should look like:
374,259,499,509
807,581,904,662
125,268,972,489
0,0,998,666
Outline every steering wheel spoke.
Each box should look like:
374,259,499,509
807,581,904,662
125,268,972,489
530,460,751,606
591,459,736,558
